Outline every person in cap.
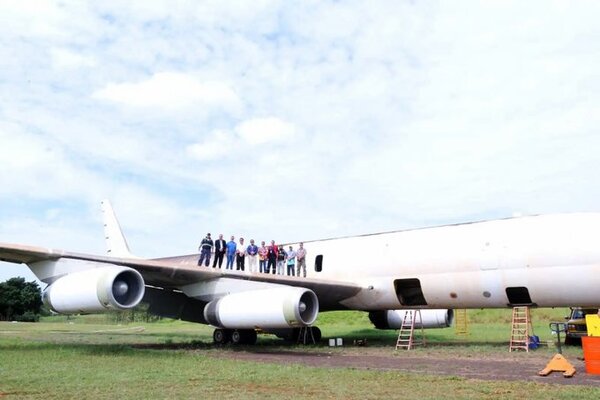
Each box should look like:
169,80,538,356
197,233,214,267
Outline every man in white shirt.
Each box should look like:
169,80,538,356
296,242,307,278
236,237,246,271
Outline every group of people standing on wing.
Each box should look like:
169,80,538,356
197,233,307,277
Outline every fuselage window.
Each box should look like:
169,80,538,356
315,255,323,272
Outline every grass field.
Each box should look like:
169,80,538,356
1,309,599,399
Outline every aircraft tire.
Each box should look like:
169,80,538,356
231,329,244,345
213,329,231,345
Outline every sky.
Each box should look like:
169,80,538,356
1,1,600,285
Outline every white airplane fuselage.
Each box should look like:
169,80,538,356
3,209,599,336
289,213,600,309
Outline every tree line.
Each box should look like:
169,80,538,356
0,277,160,323
0,277,44,321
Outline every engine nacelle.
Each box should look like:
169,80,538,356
369,309,454,329
43,266,145,314
204,287,319,329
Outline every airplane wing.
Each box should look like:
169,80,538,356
0,242,361,311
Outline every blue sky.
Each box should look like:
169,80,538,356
2,1,600,285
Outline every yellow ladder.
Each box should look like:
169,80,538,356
454,309,469,336
509,306,533,352
395,310,425,350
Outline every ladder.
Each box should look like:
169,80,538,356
454,309,469,336
395,310,425,350
509,306,533,352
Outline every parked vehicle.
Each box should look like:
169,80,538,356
565,307,598,345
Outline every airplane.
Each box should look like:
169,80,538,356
1,200,599,345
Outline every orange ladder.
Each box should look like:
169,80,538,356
396,310,425,350
509,306,533,352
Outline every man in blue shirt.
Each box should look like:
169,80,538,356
225,236,237,270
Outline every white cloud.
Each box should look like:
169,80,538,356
187,117,296,162
0,0,67,37
186,130,234,161
236,117,296,145
92,72,239,110
51,48,96,69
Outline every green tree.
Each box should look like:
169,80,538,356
0,277,43,321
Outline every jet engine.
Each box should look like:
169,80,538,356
368,309,454,329
43,266,145,314
204,287,318,329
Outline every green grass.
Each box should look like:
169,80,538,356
1,309,599,399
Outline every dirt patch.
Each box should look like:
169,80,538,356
210,349,600,387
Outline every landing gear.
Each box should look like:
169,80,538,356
213,329,258,345
296,326,322,344
231,329,258,345
213,328,231,345
213,327,320,345
275,326,322,344
312,326,322,342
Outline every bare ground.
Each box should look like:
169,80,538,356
209,348,600,387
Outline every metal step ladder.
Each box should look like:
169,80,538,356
509,306,533,352
454,309,469,336
395,310,425,350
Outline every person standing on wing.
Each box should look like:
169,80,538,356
212,233,226,268
267,240,278,274
258,241,268,273
197,233,214,267
276,245,287,275
246,239,258,273
286,245,296,276
236,237,246,271
225,236,237,270
296,242,307,278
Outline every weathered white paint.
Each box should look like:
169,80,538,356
288,213,600,308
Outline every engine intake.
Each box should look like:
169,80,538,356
369,309,454,329
204,287,319,329
43,266,145,314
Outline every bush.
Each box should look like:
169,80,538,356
14,311,40,322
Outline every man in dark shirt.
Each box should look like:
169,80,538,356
212,233,226,268
267,240,278,275
197,233,214,267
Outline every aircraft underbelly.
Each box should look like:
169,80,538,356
340,263,600,310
